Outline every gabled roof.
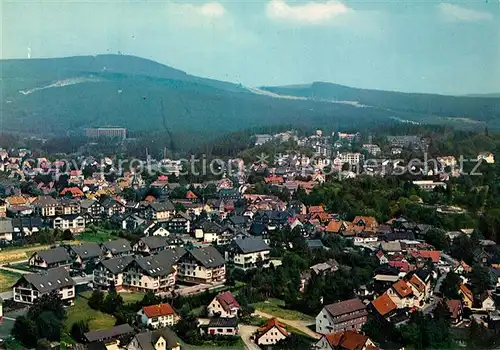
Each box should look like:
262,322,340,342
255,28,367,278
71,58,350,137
207,317,238,328
185,246,225,268
33,246,71,264
138,236,170,250
101,238,132,254
392,280,413,298
324,298,366,318
32,195,58,207
185,190,198,199
18,267,75,293
99,255,135,274
353,216,378,227
148,201,175,212
256,318,289,340
71,243,103,259
308,205,324,214
409,275,425,293
415,250,440,263
447,300,463,319
133,328,179,350
324,330,371,350
133,248,185,277
142,303,177,318
0,219,14,234
459,284,473,302
84,324,134,343
215,291,240,313
371,293,397,316
232,236,270,254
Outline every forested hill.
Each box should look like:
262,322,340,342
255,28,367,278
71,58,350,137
1,54,499,137
261,82,500,125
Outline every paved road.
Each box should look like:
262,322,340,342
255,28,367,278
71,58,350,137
254,310,321,340
240,325,260,350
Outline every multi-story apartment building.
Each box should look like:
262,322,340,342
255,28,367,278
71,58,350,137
123,248,185,293
56,198,81,216
13,267,75,305
52,214,86,233
177,246,226,284
32,196,58,217
340,152,364,165
93,255,134,290
316,298,368,334
133,236,171,255
226,237,270,270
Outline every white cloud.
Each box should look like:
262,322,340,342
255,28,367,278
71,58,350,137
166,2,226,20
438,3,492,22
266,0,351,24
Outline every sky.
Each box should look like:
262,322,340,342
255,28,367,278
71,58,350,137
1,0,499,95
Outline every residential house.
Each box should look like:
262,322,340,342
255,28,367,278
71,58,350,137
459,284,474,308
0,219,14,242
454,261,472,275
32,196,59,217
194,221,225,244
165,212,191,234
207,291,240,318
447,300,464,325
177,246,226,284
101,239,132,258
300,259,339,293
0,199,6,217
69,243,103,269
133,236,171,255
227,236,270,270
352,216,378,232
315,330,377,350
255,318,289,346
203,318,239,337
60,187,84,198
477,152,495,164
13,267,75,305
93,255,135,290
80,199,104,218
124,248,185,293
56,198,81,216
316,298,368,334
127,327,180,350
11,217,43,241
479,292,496,311
146,202,175,222
29,247,72,270
375,250,388,265
52,214,85,233
100,197,125,218
386,280,415,309
370,293,397,319
137,303,180,329
84,324,135,343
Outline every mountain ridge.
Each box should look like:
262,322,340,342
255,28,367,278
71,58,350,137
1,54,499,137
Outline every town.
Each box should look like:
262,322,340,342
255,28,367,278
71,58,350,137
0,126,499,350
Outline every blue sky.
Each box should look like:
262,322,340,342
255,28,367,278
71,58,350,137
2,0,499,95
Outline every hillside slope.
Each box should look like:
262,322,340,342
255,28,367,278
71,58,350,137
1,55,499,136
261,82,500,125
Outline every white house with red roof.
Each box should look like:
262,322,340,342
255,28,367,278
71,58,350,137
137,303,180,329
254,318,289,346
207,291,240,318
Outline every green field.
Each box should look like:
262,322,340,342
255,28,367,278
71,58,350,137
253,298,314,321
76,229,117,243
0,270,22,292
65,297,116,332
80,290,145,305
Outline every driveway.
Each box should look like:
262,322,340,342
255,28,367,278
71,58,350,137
254,310,320,340
240,325,260,350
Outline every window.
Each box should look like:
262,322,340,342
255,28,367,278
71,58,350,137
68,290,73,296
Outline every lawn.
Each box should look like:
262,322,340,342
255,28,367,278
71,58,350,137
76,229,117,243
65,297,116,332
253,298,314,321
80,290,145,305
0,270,22,292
